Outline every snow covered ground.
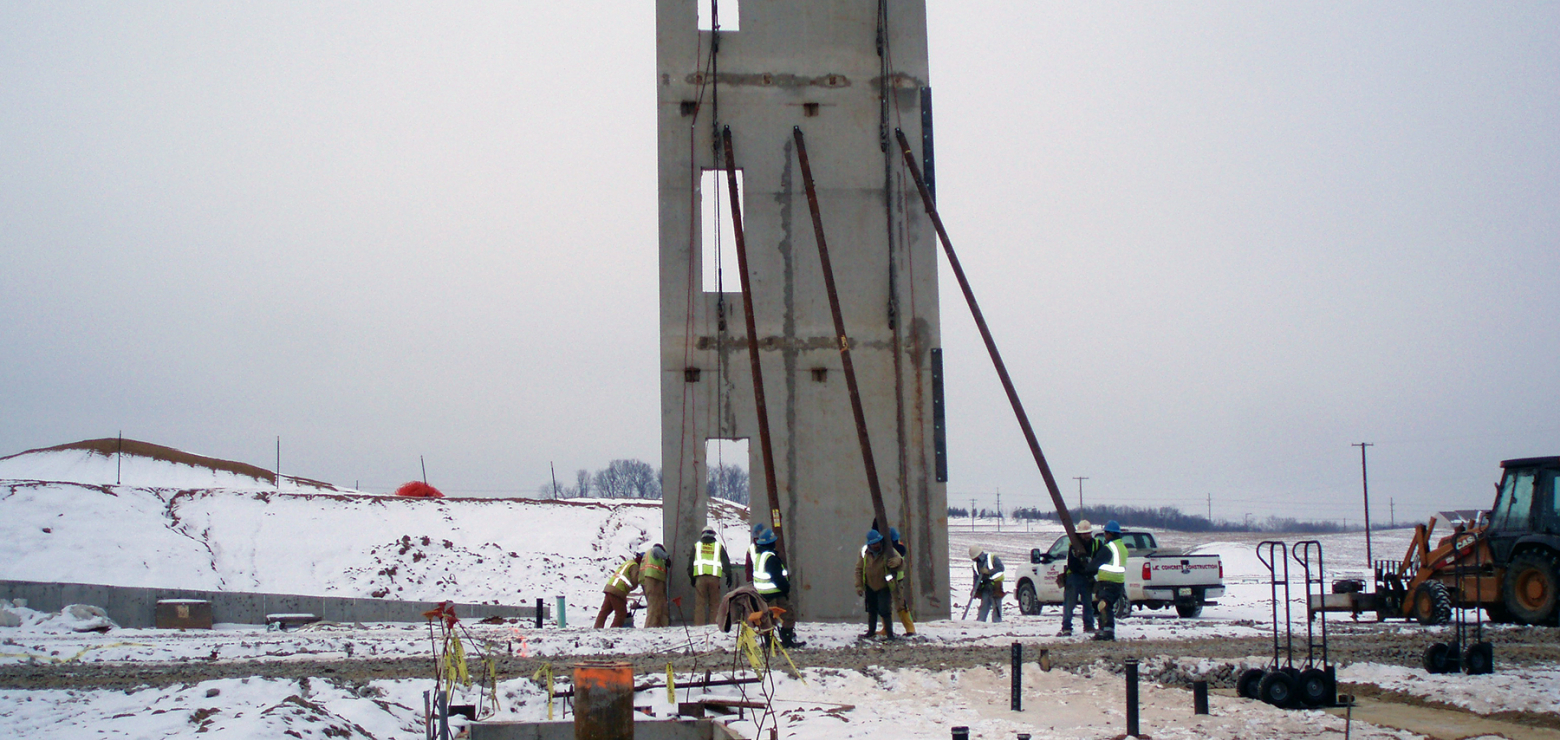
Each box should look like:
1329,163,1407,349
3,442,1554,738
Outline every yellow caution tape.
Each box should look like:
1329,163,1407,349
531,663,554,720
666,662,676,705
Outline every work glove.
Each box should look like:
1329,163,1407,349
1055,574,1066,589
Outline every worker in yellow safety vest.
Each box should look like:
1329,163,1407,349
855,529,903,640
751,526,805,648
594,552,642,629
687,527,733,626
642,543,671,627
1088,520,1130,641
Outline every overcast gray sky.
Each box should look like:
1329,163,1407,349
2,3,1555,525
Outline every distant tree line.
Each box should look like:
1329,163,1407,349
949,503,1358,534
536,459,749,504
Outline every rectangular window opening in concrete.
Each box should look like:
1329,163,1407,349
698,0,739,32
705,438,750,506
701,168,744,293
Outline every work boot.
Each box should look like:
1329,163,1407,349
779,627,806,649
1092,630,1115,642
1056,628,1073,636
1082,625,1096,633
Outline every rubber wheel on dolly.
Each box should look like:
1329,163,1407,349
1237,668,1266,700
1297,668,1331,706
1462,642,1494,675
1422,642,1456,674
1258,670,1296,708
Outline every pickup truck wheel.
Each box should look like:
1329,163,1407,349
1502,552,1558,625
1175,602,1203,618
1413,582,1452,626
1016,581,1041,616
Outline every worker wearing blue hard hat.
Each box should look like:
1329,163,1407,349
1088,520,1129,641
855,529,903,640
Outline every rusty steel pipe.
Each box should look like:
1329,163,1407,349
892,128,1086,552
572,661,633,739
792,126,892,542
721,126,789,563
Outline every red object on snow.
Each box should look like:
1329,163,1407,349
394,481,444,498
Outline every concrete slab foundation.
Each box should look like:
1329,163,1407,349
470,719,739,740
0,579,543,628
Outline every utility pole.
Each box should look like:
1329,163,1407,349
421,455,428,484
275,437,281,492
550,462,560,500
1390,497,1395,528
971,497,976,532
1206,493,1212,521
116,430,123,486
1073,476,1089,510
996,489,1002,533
1353,442,1374,572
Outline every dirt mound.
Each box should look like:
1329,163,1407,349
0,438,337,490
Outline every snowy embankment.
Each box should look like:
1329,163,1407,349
0,444,749,626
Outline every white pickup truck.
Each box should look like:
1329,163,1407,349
1012,530,1225,618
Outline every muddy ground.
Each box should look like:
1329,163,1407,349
3,624,1556,694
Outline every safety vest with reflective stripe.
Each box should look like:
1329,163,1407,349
694,541,723,577
753,550,785,595
972,552,1004,583
643,550,668,582
860,545,897,584
1097,538,1129,584
606,558,639,594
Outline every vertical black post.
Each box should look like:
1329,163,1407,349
536,598,544,629
1125,658,1140,737
1193,679,1209,715
1010,642,1022,711
950,728,969,740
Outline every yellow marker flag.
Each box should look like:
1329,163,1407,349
666,663,676,705
531,663,555,720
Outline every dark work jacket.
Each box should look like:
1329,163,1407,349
1087,534,1119,577
756,543,791,598
1065,537,1100,578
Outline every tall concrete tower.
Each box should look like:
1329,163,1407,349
658,0,948,622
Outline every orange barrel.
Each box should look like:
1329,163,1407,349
572,661,634,740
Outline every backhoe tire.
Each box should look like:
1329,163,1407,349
1413,581,1453,626
1175,602,1203,618
1016,581,1041,616
1502,551,1559,625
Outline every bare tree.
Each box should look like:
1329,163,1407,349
707,463,749,505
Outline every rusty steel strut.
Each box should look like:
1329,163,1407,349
792,126,892,542
892,128,1087,551
721,125,788,562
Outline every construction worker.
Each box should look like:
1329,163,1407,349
888,527,916,636
642,543,671,627
687,527,733,626
1057,519,1098,636
1089,520,1130,641
594,552,642,629
854,529,904,640
752,527,805,648
744,522,765,584
970,545,1006,623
